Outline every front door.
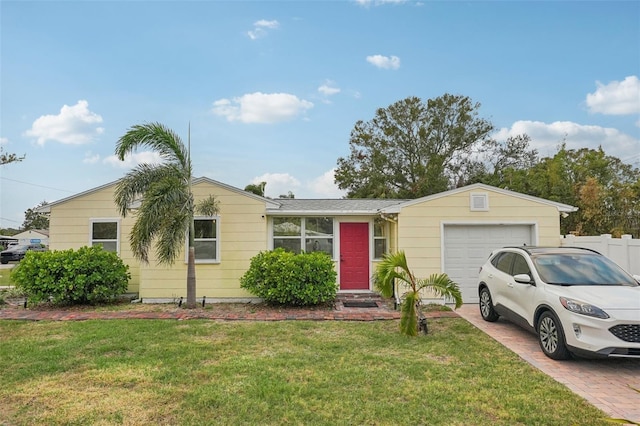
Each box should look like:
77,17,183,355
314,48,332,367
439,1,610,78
339,223,370,290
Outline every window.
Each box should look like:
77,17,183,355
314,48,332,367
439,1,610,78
512,255,531,276
492,252,514,274
90,220,119,253
273,217,333,256
374,218,388,259
192,217,219,262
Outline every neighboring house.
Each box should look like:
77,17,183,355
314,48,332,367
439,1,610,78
38,178,576,304
11,229,49,247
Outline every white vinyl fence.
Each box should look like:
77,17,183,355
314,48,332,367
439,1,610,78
561,234,640,276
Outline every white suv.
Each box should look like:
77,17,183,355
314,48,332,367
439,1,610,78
478,247,640,360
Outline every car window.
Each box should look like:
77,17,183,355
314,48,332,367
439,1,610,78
492,252,515,274
512,255,531,276
533,253,638,286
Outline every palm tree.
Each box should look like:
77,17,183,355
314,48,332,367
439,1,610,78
373,251,462,336
114,122,218,309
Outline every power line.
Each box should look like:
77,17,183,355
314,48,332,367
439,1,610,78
0,177,74,193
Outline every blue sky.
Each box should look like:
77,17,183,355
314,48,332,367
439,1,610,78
1,0,639,229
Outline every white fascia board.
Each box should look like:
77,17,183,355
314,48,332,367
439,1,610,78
266,210,380,216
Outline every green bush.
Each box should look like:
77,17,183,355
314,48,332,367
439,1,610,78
11,245,130,306
240,248,338,306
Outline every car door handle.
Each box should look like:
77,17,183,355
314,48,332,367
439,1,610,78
507,282,514,288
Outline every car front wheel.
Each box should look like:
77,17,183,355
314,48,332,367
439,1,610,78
537,311,571,360
479,287,499,322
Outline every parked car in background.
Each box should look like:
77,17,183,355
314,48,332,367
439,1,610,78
478,246,640,360
0,244,47,264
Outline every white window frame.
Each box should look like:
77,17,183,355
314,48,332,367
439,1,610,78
373,217,388,260
89,218,121,253
271,217,335,258
188,216,220,264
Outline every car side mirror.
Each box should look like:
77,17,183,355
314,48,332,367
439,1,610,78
514,273,533,284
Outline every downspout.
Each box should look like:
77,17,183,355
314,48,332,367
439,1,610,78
378,212,400,308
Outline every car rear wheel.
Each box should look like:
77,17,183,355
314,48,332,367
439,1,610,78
479,287,499,322
537,311,571,360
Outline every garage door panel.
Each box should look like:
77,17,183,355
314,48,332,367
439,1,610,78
444,225,533,303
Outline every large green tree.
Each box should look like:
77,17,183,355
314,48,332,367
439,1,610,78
22,201,50,230
477,143,640,237
335,94,494,198
114,122,218,308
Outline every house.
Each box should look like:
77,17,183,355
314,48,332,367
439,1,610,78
38,178,576,304
10,229,49,247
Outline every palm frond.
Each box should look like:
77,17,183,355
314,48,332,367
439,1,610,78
115,122,190,170
114,164,182,217
416,273,463,309
196,195,220,217
372,251,416,298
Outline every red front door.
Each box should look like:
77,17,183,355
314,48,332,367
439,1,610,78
339,223,370,290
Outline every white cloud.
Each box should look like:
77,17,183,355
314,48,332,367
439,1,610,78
251,170,346,198
252,173,301,197
318,81,341,96
366,54,400,70
308,169,346,198
355,0,407,7
495,120,640,160
82,152,101,164
24,100,104,146
103,151,164,169
585,75,640,115
212,92,314,123
0,137,8,145
247,19,279,40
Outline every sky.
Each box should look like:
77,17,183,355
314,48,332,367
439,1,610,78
1,0,639,229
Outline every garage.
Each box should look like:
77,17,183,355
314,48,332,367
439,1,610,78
443,224,534,303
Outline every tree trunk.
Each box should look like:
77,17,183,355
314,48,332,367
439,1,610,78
186,246,196,308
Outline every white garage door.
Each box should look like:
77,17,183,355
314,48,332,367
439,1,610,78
443,225,533,303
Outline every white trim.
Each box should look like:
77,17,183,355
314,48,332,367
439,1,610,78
381,183,577,214
187,216,221,264
89,218,121,254
469,192,489,211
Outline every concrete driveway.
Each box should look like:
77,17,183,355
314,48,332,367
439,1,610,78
456,304,640,422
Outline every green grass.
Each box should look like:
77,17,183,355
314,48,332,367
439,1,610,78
0,267,15,287
0,318,608,425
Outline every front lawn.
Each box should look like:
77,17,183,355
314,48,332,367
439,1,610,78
0,318,607,425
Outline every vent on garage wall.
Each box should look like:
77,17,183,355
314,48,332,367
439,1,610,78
470,192,489,211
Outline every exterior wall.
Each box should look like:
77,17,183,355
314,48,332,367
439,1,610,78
12,230,49,247
397,187,562,280
139,181,269,299
48,182,140,292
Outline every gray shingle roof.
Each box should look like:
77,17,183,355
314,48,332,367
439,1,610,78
267,199,408,215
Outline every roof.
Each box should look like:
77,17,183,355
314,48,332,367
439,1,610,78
266,198,407,216
380,183,578,214
36,177,280,213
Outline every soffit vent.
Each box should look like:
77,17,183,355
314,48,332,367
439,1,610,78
470,192,489,211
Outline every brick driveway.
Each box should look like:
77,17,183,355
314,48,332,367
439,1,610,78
456,304,640,422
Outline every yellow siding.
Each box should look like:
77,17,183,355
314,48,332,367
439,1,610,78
138,181,268,299
398,188,562,279
48,183,140,292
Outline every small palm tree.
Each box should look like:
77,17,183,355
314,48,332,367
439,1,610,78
114,122,218,309
373,251,462,336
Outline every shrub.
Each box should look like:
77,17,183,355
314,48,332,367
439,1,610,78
240,248,337,306
12,245,131,306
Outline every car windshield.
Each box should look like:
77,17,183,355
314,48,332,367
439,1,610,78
532,253,638,286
